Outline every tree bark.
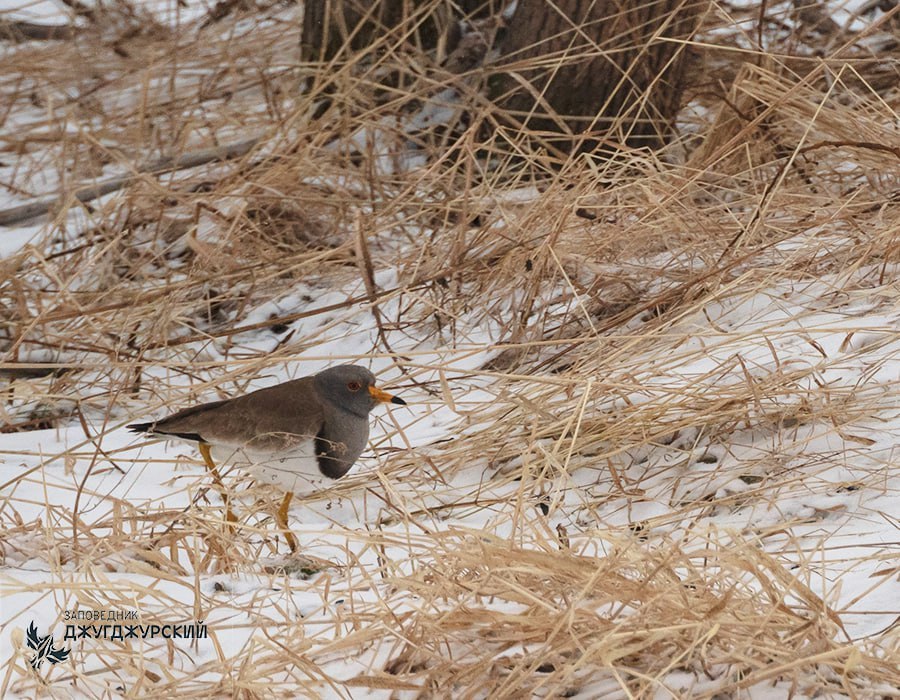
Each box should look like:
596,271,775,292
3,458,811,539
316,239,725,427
301,0,496,63
300,0,706,154
494,0,707,153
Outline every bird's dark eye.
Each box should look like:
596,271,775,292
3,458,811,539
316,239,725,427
347,381,361,392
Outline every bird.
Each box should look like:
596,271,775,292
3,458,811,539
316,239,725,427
128,365,406,552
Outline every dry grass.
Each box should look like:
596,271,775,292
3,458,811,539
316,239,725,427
1,0,899,697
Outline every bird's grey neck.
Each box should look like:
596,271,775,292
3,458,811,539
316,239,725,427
324,400,369,419
341,405,369,419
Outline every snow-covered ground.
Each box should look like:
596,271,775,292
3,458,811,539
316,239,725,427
1,1,898,697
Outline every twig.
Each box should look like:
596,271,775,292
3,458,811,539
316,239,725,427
0,137,260,227
354,211,411,368
56,0,98,22
0,20,78,42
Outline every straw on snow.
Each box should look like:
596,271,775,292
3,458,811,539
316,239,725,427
1,1,898,697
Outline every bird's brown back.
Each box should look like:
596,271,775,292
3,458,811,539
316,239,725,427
148,378,326,452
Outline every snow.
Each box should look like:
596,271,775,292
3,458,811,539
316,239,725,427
0,0,72,21
1,1,898,697
5,221,895,695
0,0,213,26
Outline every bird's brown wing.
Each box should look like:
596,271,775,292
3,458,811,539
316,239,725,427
128,398,230,442
132,377,326,452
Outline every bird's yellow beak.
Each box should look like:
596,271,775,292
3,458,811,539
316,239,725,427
369,385,406,405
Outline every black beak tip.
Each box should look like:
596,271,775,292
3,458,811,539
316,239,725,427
391,396,407,406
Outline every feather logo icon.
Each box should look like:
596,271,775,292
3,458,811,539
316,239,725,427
26,622,70,669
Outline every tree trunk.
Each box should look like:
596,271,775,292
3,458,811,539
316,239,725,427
494,0,706,153
301,0,495,63
300,0,706,154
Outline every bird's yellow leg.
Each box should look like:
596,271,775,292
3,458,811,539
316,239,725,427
198,442,238,527
275,492,298,553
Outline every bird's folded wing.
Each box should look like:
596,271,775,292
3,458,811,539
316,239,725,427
141,378,325,452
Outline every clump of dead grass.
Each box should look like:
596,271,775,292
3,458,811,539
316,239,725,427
353,531,897,697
